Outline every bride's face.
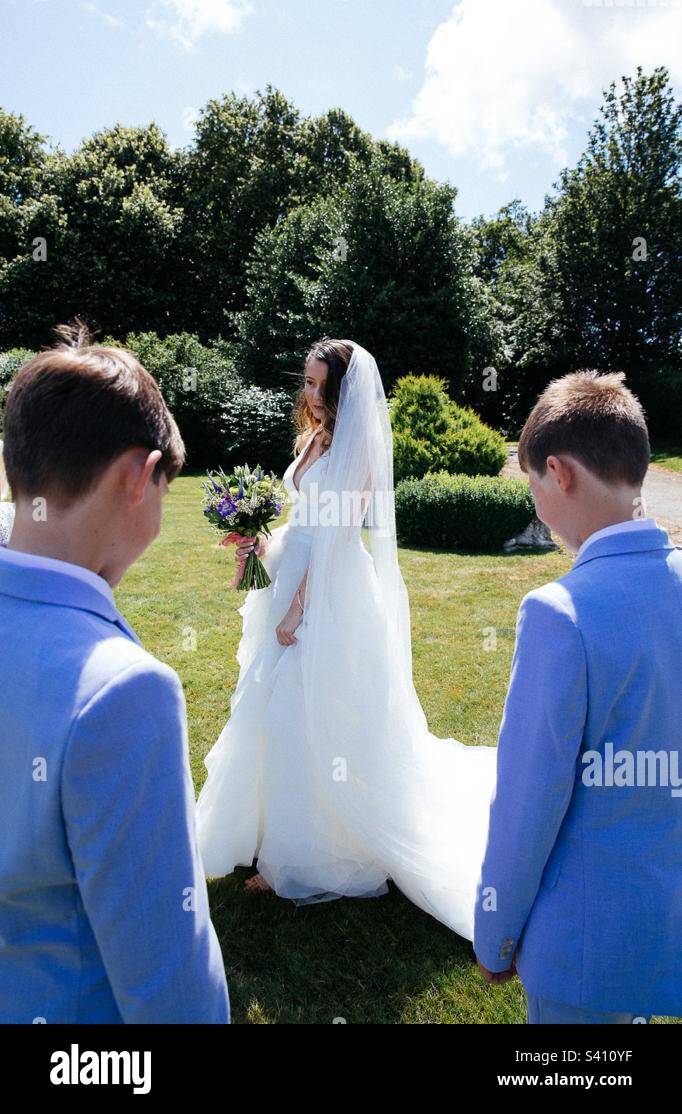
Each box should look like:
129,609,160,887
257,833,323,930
304,359,328,421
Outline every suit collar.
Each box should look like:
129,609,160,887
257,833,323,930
572,525,676,570
0,545,142,645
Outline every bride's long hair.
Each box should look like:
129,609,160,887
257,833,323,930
292,337,354,456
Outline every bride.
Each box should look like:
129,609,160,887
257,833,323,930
196,339,497,938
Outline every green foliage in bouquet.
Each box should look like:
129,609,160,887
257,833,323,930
201,463,288,590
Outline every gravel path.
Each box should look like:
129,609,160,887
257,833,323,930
503,450,682,546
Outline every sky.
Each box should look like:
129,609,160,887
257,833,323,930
3,0,681,221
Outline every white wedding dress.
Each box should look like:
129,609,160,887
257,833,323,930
197,436,391,903
197,345,498,938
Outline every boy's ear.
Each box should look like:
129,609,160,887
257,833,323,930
135,450,163,505
546,454,577,493
116,448,163,506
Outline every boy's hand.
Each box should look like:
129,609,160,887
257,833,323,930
477,958,518,985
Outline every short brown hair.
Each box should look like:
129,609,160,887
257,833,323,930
517,370,650,486
4,320,185,504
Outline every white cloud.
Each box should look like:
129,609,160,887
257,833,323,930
80,2,124,28
147,0,253,48
388,0,682,172
182,105,199,131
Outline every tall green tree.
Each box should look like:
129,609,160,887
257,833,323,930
496,67,682,435
236,154,498,392
178,87,427,338
0,109,46,267
551,68,681,375
471,200,532,290
1,123,184,347
297,107,425,196
177,87,303,338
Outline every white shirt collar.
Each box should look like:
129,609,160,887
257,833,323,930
0,542,115,605
576,516,657,561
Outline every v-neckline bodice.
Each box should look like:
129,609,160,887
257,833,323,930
292,430,328,494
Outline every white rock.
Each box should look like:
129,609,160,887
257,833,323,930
504,516,557,553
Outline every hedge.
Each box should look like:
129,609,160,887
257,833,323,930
395,471,535,551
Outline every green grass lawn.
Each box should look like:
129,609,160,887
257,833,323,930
651,444,682,473
115,475,678,1024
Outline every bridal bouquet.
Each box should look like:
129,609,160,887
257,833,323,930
201,464,287,590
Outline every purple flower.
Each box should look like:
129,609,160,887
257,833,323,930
218,497,235,518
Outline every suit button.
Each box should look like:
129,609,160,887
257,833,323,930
499,937,514,959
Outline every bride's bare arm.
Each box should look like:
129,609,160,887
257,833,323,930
276,566,307,646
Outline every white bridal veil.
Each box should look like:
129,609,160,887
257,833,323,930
299,344,496,937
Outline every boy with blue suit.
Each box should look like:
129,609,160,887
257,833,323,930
474,370,682,1024
0,322,230,1024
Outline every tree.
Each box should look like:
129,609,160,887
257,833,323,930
0,109,46,267
177,87,303,339
496,67,682,436
0,123,184,348
551,68,681,377
471,200,532,289
236,153,498,393
0,88,432,349
178,89,427,338
297,108,425,195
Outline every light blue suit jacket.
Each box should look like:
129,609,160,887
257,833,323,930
0,546,230,1024
474,525,682,1017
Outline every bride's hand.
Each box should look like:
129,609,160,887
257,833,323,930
235,535,267,561
275,601,303,646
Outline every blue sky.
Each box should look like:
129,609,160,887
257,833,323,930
3,0,681,220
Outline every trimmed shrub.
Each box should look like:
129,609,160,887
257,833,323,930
439,410,508,476
395,471,535,552
390,374,452,440
393,430,433,484
390,374,507,481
